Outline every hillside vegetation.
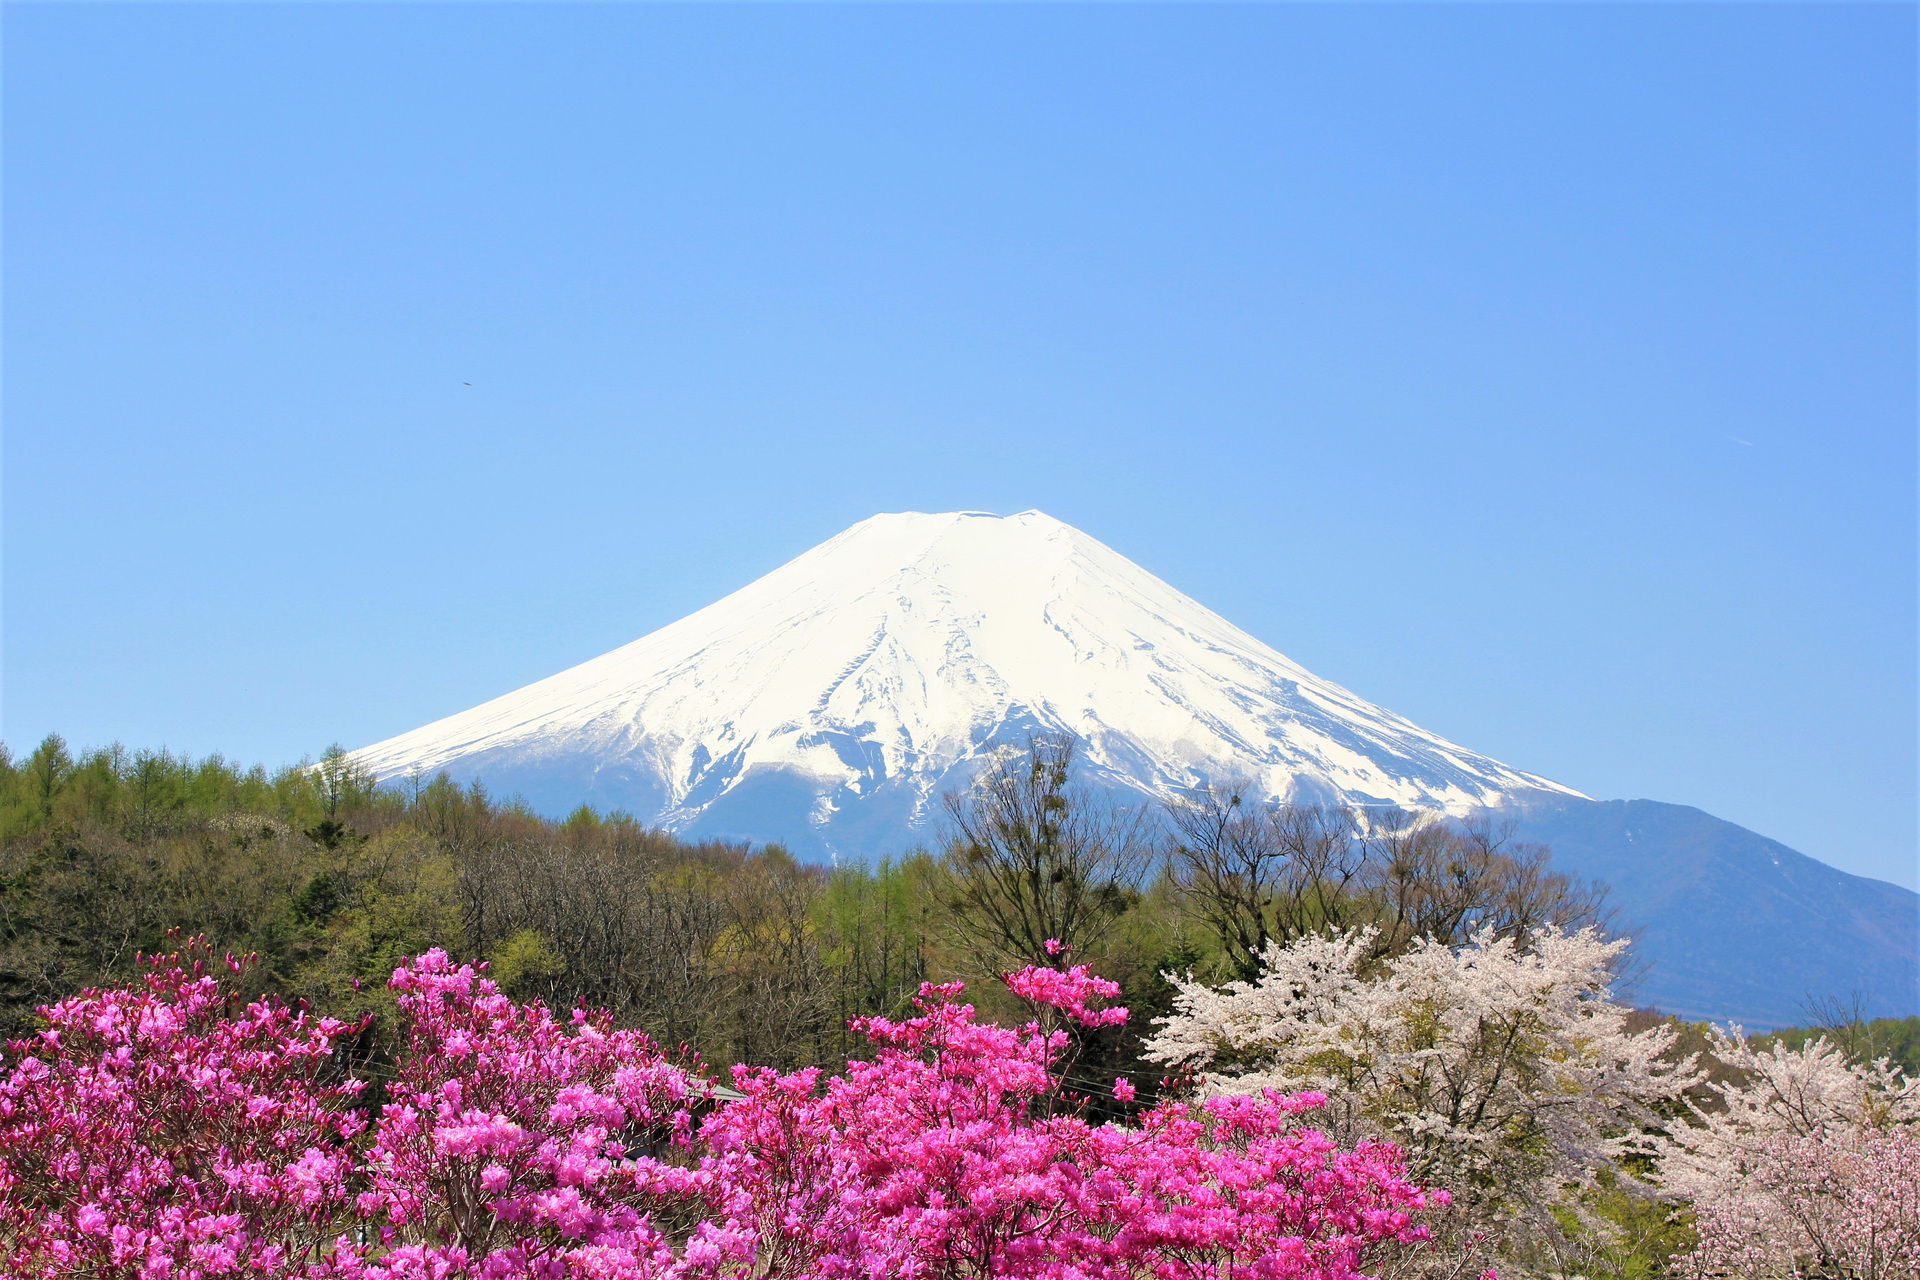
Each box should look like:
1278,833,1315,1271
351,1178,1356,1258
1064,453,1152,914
5,732,1917,1278
0,733,1601,1078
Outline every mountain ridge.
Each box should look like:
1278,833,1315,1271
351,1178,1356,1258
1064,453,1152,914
350,509,1916,1028
1500,796,1917,1027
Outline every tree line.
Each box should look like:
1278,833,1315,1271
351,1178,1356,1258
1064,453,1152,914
0,732,1617,1093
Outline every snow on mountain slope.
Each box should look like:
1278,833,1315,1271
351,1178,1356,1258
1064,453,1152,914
351,510,1583,853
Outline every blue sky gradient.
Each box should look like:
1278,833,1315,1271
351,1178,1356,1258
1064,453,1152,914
6,4,1915,888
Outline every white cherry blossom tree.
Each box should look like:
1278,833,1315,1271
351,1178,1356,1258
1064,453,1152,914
1145,923,1699,1269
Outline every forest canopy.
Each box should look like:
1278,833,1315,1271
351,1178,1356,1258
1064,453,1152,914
0,732,1622,1083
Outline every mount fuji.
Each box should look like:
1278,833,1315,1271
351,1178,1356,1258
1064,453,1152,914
352,510,1916,1028
353,510,1582,844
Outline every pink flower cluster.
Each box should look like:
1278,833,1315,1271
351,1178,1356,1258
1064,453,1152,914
1676,1124,1920,1279
0,940,368,1277
1003,956,1130,1030
326,951,711,1279
2,942,1450,1279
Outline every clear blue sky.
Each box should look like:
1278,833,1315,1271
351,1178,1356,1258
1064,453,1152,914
6,4,1914,889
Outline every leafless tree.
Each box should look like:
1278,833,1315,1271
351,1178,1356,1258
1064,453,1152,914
941,735,1153,972
1162,784,1366,979
1798,987,1888,1062
1165,788,1611,975
1365,812,1608,952
457,830,736,1050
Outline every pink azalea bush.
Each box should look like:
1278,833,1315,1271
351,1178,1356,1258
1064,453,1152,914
700,966,1444,1278
327,951,719,1279
0,940,368,1277
1003,958,1130,1031
2,939,1454,1279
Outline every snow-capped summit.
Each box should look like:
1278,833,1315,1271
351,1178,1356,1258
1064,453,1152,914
352,510,1583,855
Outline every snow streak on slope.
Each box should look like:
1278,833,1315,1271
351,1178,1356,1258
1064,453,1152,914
352,511,1583,854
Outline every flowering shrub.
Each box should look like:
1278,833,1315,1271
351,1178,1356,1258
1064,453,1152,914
1145,925,1699,1264
1675,1124,1920,1280
2,940,1455,1279
0,940,368,1278
1002,959,1130,1030
1662,1030,1920,1279
702,960,1446,1278
328,950,720,1279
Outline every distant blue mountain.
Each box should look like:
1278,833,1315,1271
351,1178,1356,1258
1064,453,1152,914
1505,797,1916,1029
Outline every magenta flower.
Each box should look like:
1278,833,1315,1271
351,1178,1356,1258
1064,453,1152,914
3,943,1451,1279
